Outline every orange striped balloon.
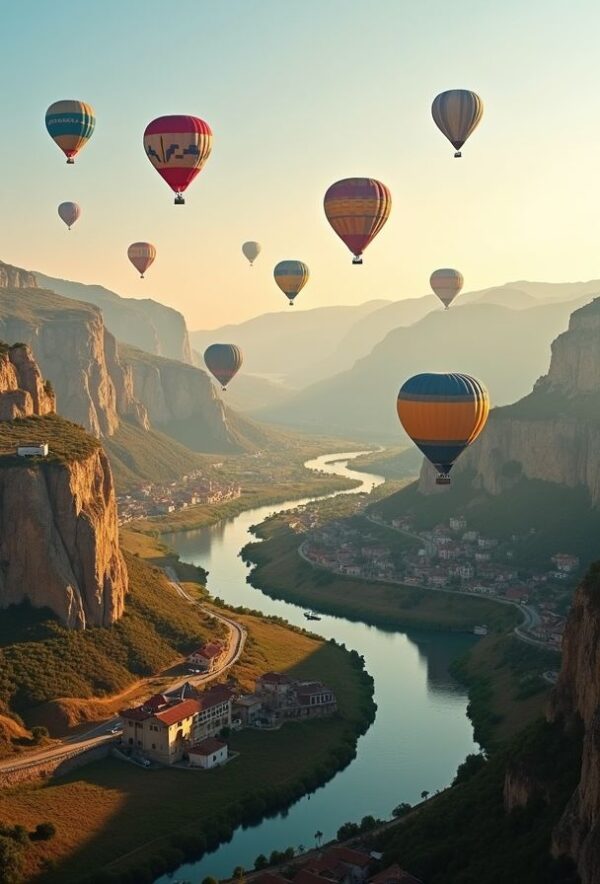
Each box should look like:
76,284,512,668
323,178,391,264
127,242,157,278
273,260,309,306
430,268,464,309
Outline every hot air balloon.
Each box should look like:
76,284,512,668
273,261,309,306
430,268,464,309
242,241,261,267
57,202,81,230
323,178,391,264
45,100,95,164
143,115,212,204
204,344,243,390
431,90,483,158
396,373,489,485
128,242,156,278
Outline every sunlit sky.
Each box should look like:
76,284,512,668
2,1,600,328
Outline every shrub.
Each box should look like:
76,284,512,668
0,835,24,884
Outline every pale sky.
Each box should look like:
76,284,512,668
2,0,600,328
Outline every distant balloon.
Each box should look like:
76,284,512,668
143,115,212,204
45,100,95,164
431,90,483,157
128,242,157,278
323,178,391,264
273,260,309,306
57,202,81,230
204,344,243,390
430,268,464,309
397,372,489,485
242,241,261,267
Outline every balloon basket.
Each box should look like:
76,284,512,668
289,302,294,307
174,194,185,205
436,476,451,486
453,151,462,158
66,158,75,164
352,256,363,265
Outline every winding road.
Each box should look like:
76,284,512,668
0,569,246,775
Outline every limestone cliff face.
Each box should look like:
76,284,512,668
549,564,600,883
418,298,600,503
0,448,127,629
0,344,55,419
0,262,37,289
0,276,148,438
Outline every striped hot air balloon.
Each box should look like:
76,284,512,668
128,242,157,278
323,178,391,264
273,260,309,306
57,202,81,230
45,100,95,164
143,115,212,204
396,373,489,485
430,268,464,309
431,90,483,158
204,344,243,390
242,241,261,267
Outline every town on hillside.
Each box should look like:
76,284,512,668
248,847,421,884
294,510,576,651
117,470,241,522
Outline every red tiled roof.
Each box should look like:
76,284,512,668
254,874,290,884
294,871,333,884
369,866,422,884
145,693,169,711
120,707,151,722
188,736,226,755
327,847,371,868
153,699,200,726
197,685,233,711
260,671,293,684
190,641,224,660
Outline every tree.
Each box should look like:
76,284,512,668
0,836,24,884
360,815,377,832
32,822,56,841
392,802,412,818
337,822,359,841
232,867,244,881
452,753,487,786
31,726,48,745
420,790,430,800
201,877,219,884
314,830,323,848
254,855,268,871
297,845,306,855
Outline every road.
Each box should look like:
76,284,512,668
0,569,247,774
297,514,555,653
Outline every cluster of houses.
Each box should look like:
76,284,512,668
301,513,577,649
119,671,337,767
117,471,241,523
253,847,421,884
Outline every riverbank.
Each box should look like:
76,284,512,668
0,610,375,884
243,517,518,634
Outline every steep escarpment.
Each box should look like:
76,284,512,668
121,344,289,452
549,563,600,882
0,342,55,419
417,298,600,504
35,270,193,364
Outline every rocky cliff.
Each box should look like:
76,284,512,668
418,297,600,504
547,563,600,883
0,343,55,419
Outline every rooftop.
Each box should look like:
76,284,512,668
154,699,200,726
369,865,422,884
189,736,227,755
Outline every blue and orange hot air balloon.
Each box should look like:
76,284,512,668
396,373,489,485
45,100,95,164
143,115,213,204
273,260,309,306
323,178,391,264
204,344,243,390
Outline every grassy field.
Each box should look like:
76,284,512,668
129,474,357,534
0,414,99,465
244,519,519,634
0,615,374,883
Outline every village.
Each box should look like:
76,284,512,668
296,510,577,651
117,470,241,523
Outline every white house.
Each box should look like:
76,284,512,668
17,443,49,457
188,737,228,769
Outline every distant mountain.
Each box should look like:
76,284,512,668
190,300,390,387
34,270,193,364
255,295,595,442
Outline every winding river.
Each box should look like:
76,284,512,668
158,453,477,883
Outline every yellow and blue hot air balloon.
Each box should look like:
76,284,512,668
45,100,96,164
204,344,243,390
273,260,309,306
396,373,489,484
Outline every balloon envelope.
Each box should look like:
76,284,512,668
144,115,212,202
431,90,483,156
57,202,81,229
204,344,243,389
430,268,464,309
273,260,309,304
242,241,261,266
128,242,157,278
323,178,391,262
46,100,95,163
396,372,489,484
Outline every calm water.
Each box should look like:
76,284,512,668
158,453,477,883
